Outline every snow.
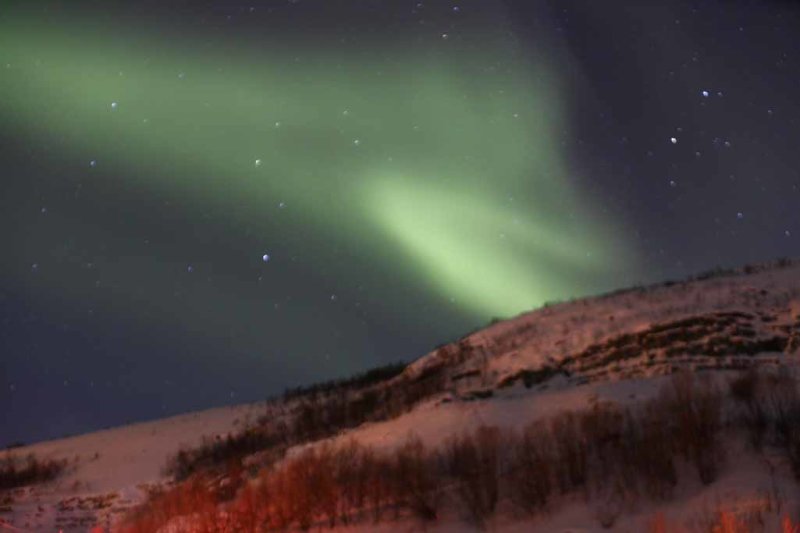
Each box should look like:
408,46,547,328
3,403,263,531
3,260,800,531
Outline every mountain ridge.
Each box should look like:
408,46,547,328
3,257,800,532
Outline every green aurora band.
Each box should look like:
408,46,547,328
1,17,633,324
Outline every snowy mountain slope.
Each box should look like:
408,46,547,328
402,261,800,395
2,403,263,531
3,259,800,532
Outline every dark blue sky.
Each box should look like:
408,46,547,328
2,0,799,446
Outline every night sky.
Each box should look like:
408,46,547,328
2,0,799,446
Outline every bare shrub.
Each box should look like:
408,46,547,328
392,435,441,522
0,453,67,490
120,475,219,533
507,425,553,515
268,458,300,528
762,369,800,447
593,484,625,529
444,425,503,525
581,402,625,494
648,512,668,533
657,371,724,484
693,491,797,533
729,368,800,478
730,368,770,450
330,440,375,524
230,476,272,532
273,446,338,529
293,398,325,442
282,361,406,400
332,440,359,524
625,405,677,500
550,412,589,493
165,425,283,481
363,449,393,523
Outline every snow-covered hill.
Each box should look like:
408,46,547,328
3,259,800,532
1,404,263,531
404,260,800,393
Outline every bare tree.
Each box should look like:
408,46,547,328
507,425,553,515
393,435,441,522
444,425,503,525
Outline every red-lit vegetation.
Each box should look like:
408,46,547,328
163,359,453,480
119,369,800,531
649,492,800,533
729,367,800,478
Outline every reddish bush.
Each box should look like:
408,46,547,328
267,446,338,530
730,368,770,450
119,475,219,533
229,479,270,532
392,435,441,522
581,402,625,492
444,425,503,525
507,425,553,515
624,406,677,500
550,412,589,493
657,371,724,484
128,368,800,531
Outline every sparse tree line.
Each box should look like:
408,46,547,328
729,367,800,473
124,368,800,531
165,359,451,481
280,362,407,402
0,452,67,490
161,257,800,485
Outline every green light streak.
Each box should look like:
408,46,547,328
365,175,611,315
1,17,634,320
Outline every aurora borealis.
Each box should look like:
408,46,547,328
0,13,626,318
2,1,799,445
